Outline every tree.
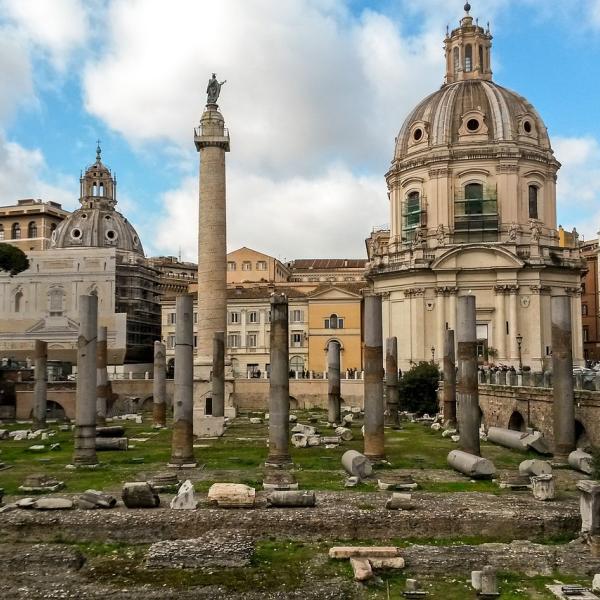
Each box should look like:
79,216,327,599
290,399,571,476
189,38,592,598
398,361,440,415
0,244,29,276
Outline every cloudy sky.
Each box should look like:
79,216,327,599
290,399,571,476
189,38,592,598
1,0,600,261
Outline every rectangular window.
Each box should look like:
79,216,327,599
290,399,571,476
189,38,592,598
227,261,236,271
168,312,176,325
193,335,197,348
291,332,303,347
583,304,589,316
248,311,258,323
168,335,175,349
338,318,344,329
247,332,258,347
229,312,240,324
290,309,303,322
227,333,240,348
257,261,267,271
242,261,252,271
583,327,589,342
193,312,198,324
324,318,330,329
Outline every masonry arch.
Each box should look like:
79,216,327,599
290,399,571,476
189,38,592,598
575,419,590,451
508,410,526,432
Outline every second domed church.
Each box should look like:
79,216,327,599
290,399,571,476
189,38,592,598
367,3,584,371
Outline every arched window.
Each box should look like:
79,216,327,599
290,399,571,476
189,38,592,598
14,290,23,313
28,221,37,238
12,223,21,239
290,356,304,373
465,183,484,214
0,225,4,241
453,47,460,74
583,304,589,316
528,185,539,219
479,46,484,71
99,183,104,196
465,44,473,72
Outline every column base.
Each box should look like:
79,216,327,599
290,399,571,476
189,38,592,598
364,453,387,463
167,461,198,469
264,458,293,469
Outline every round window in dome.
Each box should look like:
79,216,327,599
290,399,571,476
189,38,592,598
413,128,423,142
523,120,532,133
466,118,480,132
133,235,139,246
71,228,82,240
81,213,88,220
104,214,111,220
105,229,117,241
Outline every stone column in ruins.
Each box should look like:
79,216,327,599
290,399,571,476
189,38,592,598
96,326,108,426
363,293,386,461
443,329,457,426
551,295,576,463
385,337,400,427
153,341,167,427
73,294,98,466
169,295,196,467
32,339,47,429
266,294,292,467
327,340,341,425
194,86,230,381
456,295,480,456
212,331,225,417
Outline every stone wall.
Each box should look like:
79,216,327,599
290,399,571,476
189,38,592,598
232,379,364,410
478,384,600,446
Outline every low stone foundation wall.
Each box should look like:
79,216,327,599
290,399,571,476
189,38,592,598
478,384,600,447
232,379,364,411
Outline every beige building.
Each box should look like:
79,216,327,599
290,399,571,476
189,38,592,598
227,247,290,284
366,4,584,371
0,146,161,364
161,248,366,377
0,199,68,252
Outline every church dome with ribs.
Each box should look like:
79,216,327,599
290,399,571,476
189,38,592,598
52,145,144,256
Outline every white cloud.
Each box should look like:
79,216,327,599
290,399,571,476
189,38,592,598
0,133,77,209
82,0,453,177
1,0,90,70
151,166,386,260
554,136,600,239
0,27,34,121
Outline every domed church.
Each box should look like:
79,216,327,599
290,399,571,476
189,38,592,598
0,146,161,364
366,3,584,371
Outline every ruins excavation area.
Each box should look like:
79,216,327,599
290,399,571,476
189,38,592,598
0,410,597,600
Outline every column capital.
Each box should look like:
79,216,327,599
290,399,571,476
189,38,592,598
405,287,426,298
530,285,551,295
564,286,582,297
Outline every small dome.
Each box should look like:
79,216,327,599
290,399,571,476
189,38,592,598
394,80,551,161
52,206,144,255
51,145,144,255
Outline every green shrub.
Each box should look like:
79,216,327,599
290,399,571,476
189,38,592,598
398,362,440,415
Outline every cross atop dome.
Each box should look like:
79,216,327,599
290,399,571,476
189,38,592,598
444,2,493,84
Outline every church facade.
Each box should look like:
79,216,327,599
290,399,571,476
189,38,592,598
366,3,584,372
0,147,161,364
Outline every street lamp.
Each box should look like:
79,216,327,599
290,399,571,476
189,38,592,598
516,334,523,372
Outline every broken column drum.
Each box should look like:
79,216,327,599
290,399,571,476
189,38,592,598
153,341,167,427
442,329,457,426
169,295,196,466
96,326,108,426
363,293,386,461
212,331,225,417
73,294,98,466
327,340,341,424
456,295,481,456
385,337,400,426
32,339,48,429
551,295,576,463
266,294,292,467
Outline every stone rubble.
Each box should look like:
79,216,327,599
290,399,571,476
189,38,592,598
170,480,198,510
121,482,160,508
76,490,117,509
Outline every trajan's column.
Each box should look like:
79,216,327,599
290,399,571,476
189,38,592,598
194,73,230,380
